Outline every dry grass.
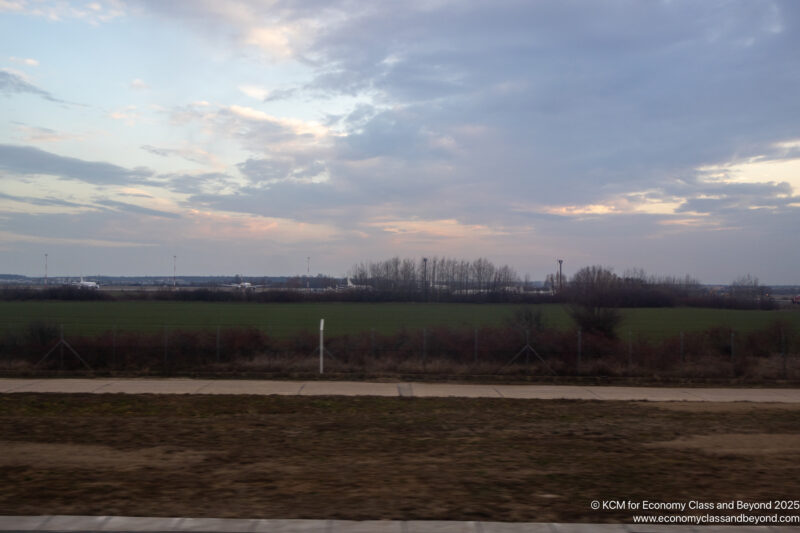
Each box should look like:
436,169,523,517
1,393,800,522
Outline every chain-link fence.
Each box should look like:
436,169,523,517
1,319,798,380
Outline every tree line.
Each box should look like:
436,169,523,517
0,258,776,311
348,256,521,298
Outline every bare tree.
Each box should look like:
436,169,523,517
730,273,769,305
566,265,622,338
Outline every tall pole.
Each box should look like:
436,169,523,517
557,259,563,291
422,257,428,300
319,319,325,374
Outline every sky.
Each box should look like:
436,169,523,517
1,0,799,283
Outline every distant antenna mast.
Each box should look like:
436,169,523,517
557,259,564,291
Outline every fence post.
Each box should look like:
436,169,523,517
782,329,787,379
577,329,582,374
422,327,427,363
525,329,530,365
112,325,117,371
474,328,478,364
627,329,633,370
319,319,325,374
163,325,168,372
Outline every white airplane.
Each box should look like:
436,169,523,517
224,281,257,290
73,277,100,289
222,276,264,291
337,277,371,290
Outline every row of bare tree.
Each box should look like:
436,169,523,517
348,257,520,296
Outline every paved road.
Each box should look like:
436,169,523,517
1,515,797,532
1,378,800,402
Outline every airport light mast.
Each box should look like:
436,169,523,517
557,258,563,292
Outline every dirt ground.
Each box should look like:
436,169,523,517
1,394,799,522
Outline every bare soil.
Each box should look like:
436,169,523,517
646,433,800,454
1,394,799,522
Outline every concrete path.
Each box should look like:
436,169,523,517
1,515,796,532
1,378,800,402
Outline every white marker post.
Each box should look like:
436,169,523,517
319,318,325,374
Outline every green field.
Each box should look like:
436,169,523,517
0,301,798,339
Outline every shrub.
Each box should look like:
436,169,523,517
567,305,622,339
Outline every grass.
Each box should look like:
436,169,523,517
0,301,567,336
1,393,799,522
619,307,800,340
0,300,798,340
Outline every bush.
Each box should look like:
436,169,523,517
567,305,622,339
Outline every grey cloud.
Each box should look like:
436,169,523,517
135,0,800,278
237,159,288,183
0,144,152,185
336,109,431,161
300,0,800,202
188,179,358,224
0,70,62,103
164,172,237,195
140,144,213,165
140,145,172,157
118,191,154,199
237,158,327,184
174,105,314,152
264,88,298,101
95,199,182,219
0,190,179,219
0,191,89,209
663,178,797,214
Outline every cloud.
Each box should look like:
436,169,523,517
237,157,328,185
13,122,82,143
0,191,89,209
164,172,238,195
675,181,797,214
0,144,152,185
131,0,323,61
8,56,38,66
140,144,220,167
109,105,143,125
0,0,24,12
0,230,154,248
95,199,181,219
0,69,62,102
146,3,800,232
368,218,506,241
4,1,797,280
3,0,125,23
129,78,149,90
238,84,269,100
